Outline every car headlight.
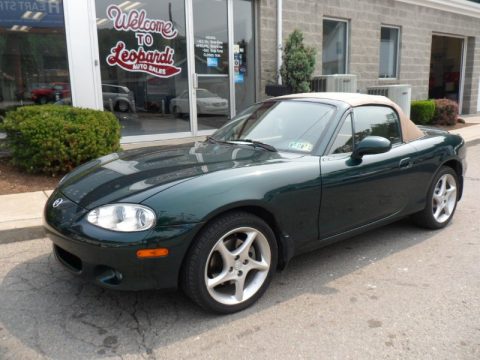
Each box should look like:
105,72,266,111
86,204,156,232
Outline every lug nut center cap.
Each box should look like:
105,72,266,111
234,261,242,271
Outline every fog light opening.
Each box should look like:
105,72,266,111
94,265,123,286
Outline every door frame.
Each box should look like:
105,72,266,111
430,32,467,114
186,0,237,138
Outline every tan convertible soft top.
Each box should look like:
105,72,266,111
277,92,424,143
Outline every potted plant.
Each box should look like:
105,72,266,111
266,29,316,96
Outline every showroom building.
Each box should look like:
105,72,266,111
0,0,479,143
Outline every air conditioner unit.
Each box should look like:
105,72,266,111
311,74,358,93
367,84,412,118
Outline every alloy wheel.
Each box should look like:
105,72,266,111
204,227,271,306
432,173,457,223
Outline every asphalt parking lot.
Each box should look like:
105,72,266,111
0,144,479,360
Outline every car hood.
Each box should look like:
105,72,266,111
59,142,297,210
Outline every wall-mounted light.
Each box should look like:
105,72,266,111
21,11,45,20
10,25,31,32
33,12,46,20
124,1,142,11
21,11,33,19
118,1,132,9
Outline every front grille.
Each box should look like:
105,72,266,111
54,245,82,273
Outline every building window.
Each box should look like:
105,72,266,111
0,0,70,109
322,18,348,75
379,26,400,79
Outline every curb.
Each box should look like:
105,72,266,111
466,138,480,147
0,226,45,245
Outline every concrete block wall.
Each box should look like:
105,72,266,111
258,0,480,114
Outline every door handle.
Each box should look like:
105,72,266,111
399,157,412,169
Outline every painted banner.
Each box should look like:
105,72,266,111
105,4,181,79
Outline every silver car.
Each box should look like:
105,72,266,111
102,84,136,113
170,89,228,117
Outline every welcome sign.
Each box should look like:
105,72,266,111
105,4,182,78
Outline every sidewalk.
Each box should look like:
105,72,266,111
0,190,52,244
451,114,480,143
1,119,480,245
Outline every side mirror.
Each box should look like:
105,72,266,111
351,136,391,160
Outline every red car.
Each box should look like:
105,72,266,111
31,82,71,104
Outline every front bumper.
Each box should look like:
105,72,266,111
44,191,202,291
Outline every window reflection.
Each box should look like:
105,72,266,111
0,0,70,113
96,0,190,137
322,19,348,75
233,0,255,114
379,27,400,79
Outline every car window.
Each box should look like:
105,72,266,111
103,85,119,93
353,106,402,144
329,113,353,154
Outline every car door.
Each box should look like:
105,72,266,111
319,106,418,239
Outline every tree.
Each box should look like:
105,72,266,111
280,30,316,93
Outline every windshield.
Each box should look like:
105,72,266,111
212,100,335,153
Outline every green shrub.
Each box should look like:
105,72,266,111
2,105,120,175
410,100,435,125
280,29,316,93
433,98,458,126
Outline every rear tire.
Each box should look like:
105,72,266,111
182,211,278,314
172,106,183,118
412,166,459,229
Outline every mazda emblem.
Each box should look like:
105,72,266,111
52,198,64,208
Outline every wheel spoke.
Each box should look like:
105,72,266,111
432,192,442,205
443,203,452,216
248,258,269,272
232,231,257,257
445,186,456,199
214,240,234,264
234,276,246,302
439,177,447,196
207,271,232,289
434,203,444,219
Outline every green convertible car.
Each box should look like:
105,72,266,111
44,93,466,313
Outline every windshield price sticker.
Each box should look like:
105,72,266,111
105,4,181,78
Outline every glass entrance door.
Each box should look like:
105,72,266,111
191,0,231,132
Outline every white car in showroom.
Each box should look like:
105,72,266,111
170,89,228,117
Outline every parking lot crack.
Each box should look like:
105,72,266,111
131,295,156,359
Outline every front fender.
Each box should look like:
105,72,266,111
141,157,322,258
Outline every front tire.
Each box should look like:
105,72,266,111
182,212,278,314
412,166,459,229
116,100,130,113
